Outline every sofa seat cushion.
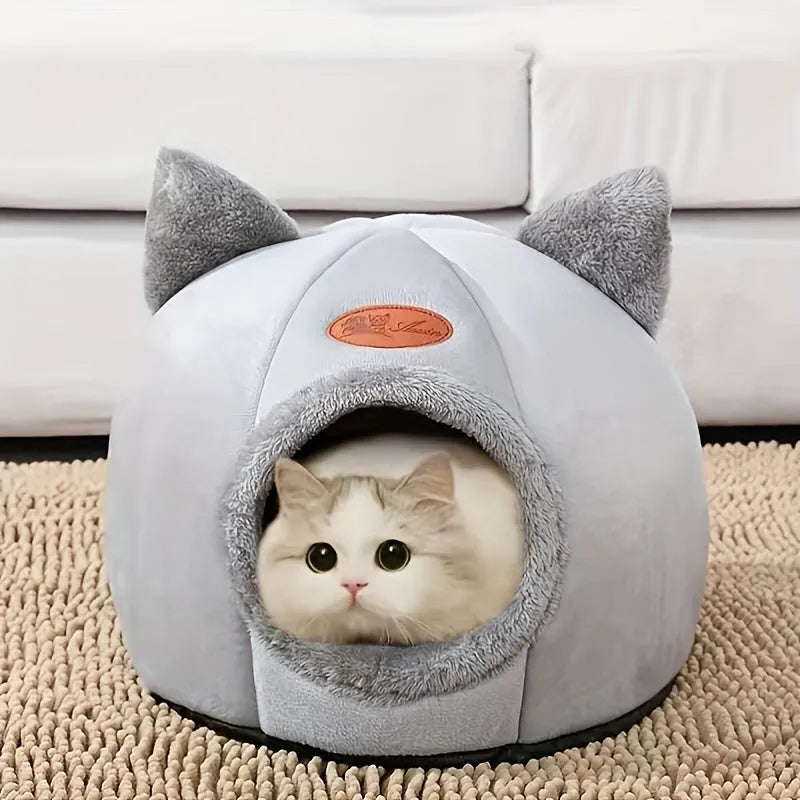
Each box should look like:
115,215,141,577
2,206,800,434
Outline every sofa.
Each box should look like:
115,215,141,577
2,2,799,435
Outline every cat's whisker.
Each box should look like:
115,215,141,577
399,613,452,640
367,607,418,645
395,615,436,641
296,613,326,639
394,619,414,647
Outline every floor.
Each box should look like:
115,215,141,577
1,426,799,464
699,425,800,446
0,436,110,464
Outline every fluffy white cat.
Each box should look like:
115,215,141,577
256,434,525,646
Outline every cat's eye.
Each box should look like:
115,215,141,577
375,540,410,572
305,542,337,573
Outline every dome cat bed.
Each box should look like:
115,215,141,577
105,149,709,767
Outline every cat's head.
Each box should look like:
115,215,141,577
256,453,478,645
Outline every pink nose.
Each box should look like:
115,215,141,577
342,582,368,598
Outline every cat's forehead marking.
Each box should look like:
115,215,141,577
328,483,392,530
325,475,388,507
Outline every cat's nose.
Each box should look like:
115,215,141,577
342,582,368,598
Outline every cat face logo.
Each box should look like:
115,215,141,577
327,305,453,349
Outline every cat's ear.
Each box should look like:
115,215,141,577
396,453,455,509
517,167,671,336
143,147,300,313
273,458,328,511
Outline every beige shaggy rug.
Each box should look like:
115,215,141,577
1,443,799,800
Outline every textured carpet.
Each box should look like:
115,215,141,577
1,443,799,800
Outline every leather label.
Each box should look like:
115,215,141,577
327,305,453,349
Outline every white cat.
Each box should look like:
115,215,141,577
256,434,525,646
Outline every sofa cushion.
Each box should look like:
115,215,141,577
521,1,799,209
529,50,800,210
0,7,529,211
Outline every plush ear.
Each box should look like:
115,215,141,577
273,458,329,511
518,167,671,336
143,148,300,312
395,453,455,509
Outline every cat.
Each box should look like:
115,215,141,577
256,433,525,646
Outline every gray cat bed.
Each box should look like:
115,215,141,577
105,149,709,767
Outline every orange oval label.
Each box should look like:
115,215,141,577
327,305,453,349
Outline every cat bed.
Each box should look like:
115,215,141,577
105,149,710,767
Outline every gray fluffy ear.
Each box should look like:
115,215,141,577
143,148,300,312
518,167,671,336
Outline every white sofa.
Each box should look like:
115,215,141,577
2,2,799,435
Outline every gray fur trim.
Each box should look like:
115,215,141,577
143,148,300,312
224,366,566,705
518,167,672,336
